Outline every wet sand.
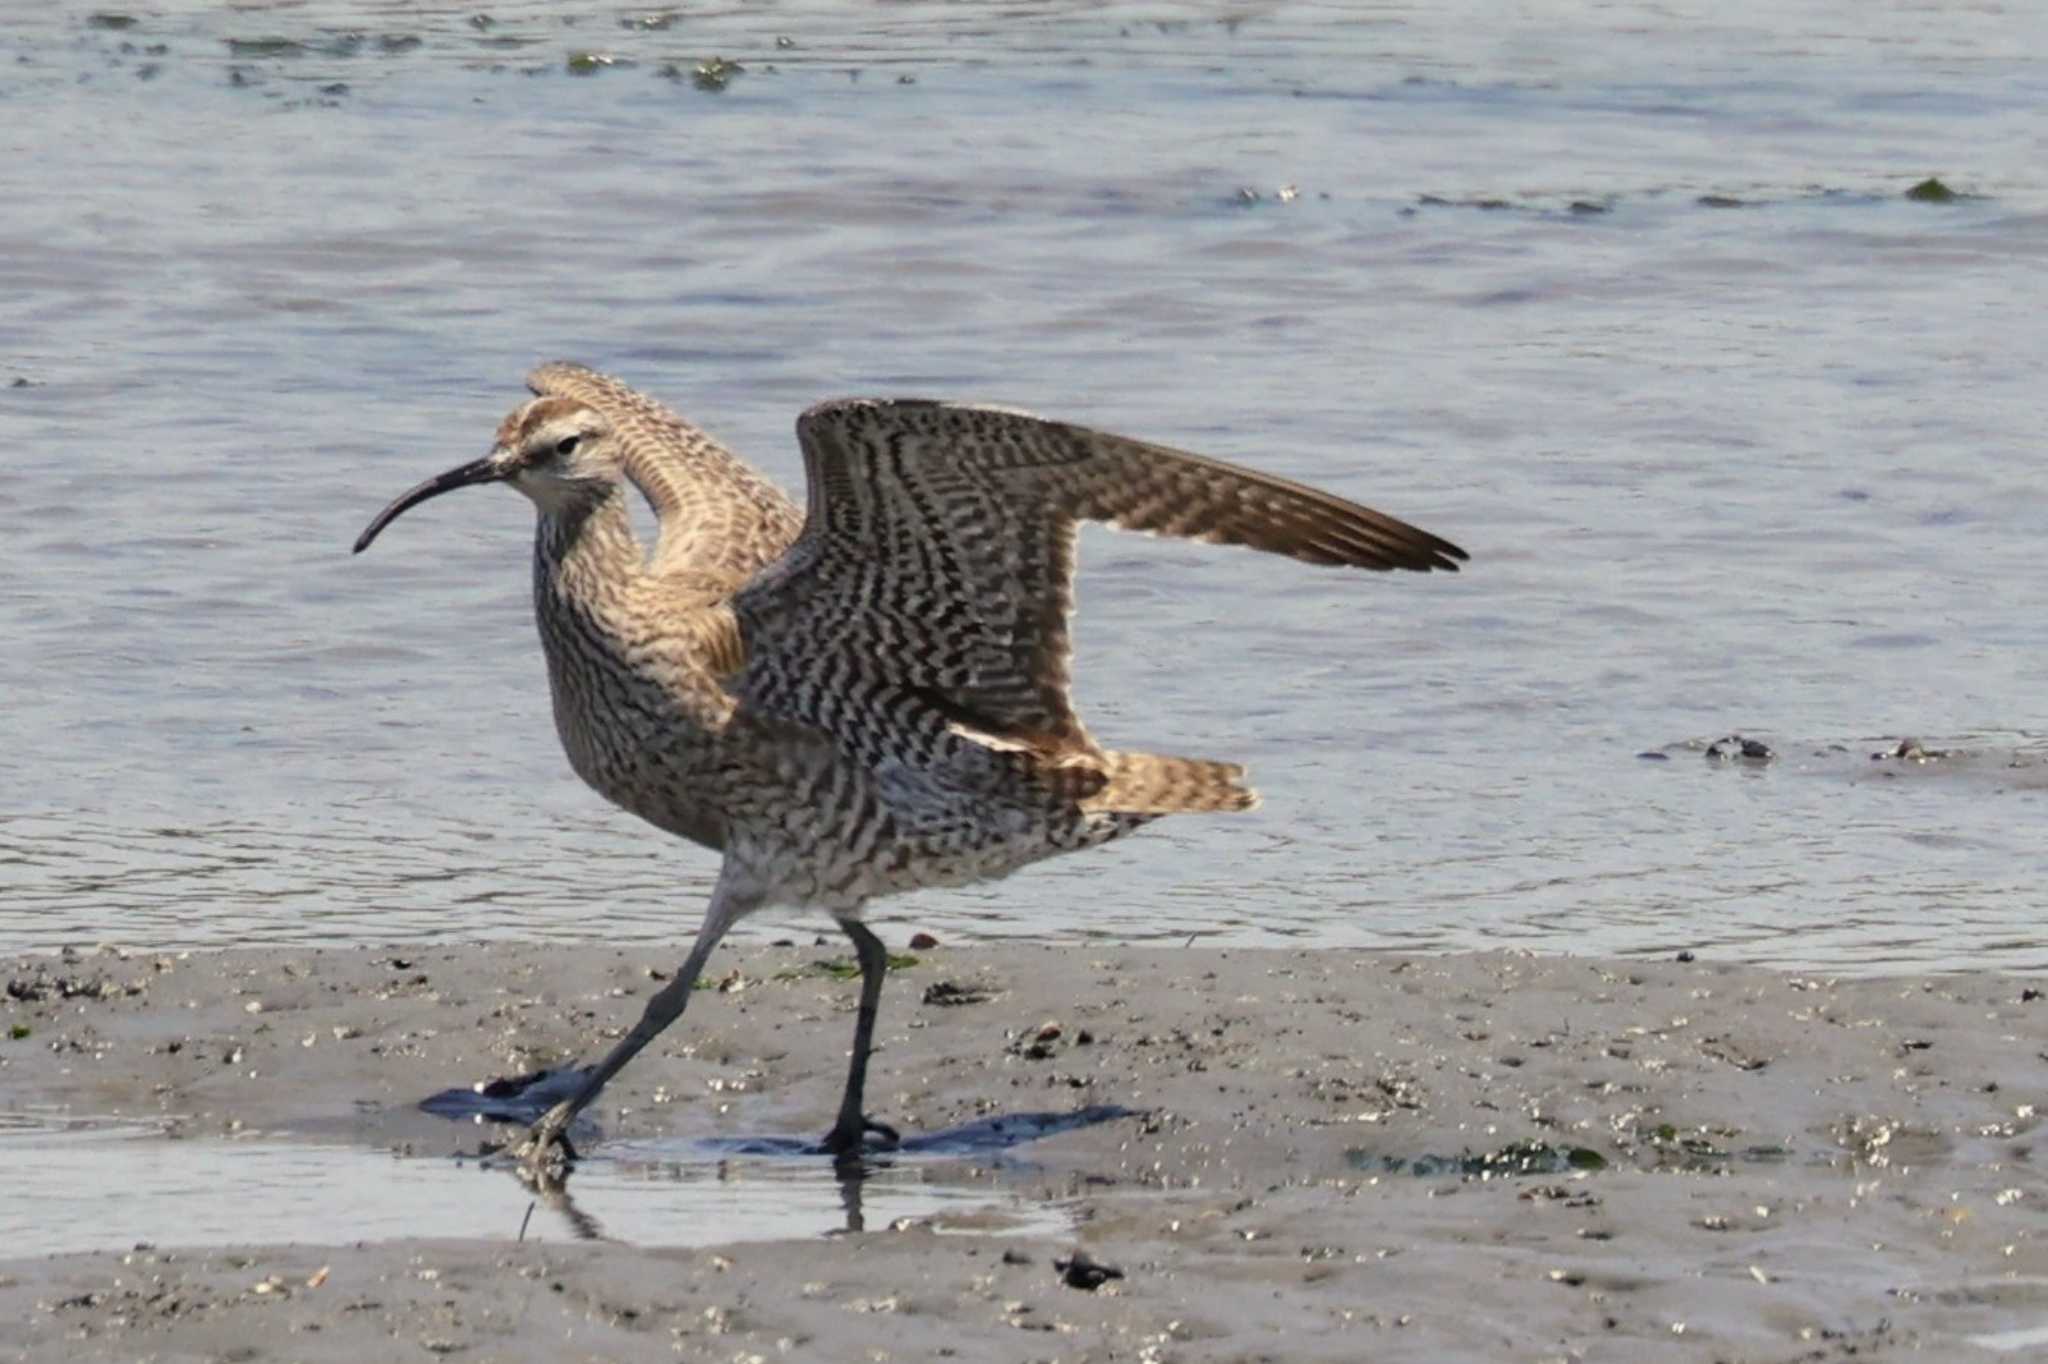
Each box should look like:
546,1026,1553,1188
5,941,2045,1361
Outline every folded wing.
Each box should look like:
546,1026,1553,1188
526,362,803,583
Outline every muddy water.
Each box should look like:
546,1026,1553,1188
6,1114,1071,1254
2,2,2044,971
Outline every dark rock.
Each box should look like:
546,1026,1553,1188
1055,1249,1124,1290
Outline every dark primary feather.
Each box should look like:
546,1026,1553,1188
732,398,1466,760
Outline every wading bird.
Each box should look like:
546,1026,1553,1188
353,363,1465,1174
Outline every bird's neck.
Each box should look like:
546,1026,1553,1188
533,485,645,609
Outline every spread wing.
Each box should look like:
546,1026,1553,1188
731,399,1465,759
526,362,804,584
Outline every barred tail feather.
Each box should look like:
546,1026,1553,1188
1079,751,1259,815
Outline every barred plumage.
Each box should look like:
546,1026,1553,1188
352,362,1467,1176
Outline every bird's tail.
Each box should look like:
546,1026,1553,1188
1078,750,1260,815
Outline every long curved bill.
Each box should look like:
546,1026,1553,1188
352,456,502,554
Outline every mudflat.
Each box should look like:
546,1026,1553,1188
4,942,2044,1361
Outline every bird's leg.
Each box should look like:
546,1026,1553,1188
513,934,717,1181
821,919,899,1157
516,882,749,1181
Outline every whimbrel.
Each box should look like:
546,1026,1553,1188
353,363,1466,1172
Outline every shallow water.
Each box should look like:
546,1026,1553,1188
4,1113,1071,1256
2,1,2044,973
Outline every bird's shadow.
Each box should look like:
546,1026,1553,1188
691,1106,1140,1160
421,1069,1138,1240
420,1066,590,1124
422,1067,1133,1160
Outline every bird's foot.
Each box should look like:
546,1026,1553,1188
821,1114,900,1158
510,1100,581,1192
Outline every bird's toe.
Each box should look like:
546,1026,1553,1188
821,1114,900,1157
513,1101,581,1180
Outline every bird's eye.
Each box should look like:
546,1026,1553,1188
554,435,581,457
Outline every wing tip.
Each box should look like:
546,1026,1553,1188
525,359,603,397
1340,530,1469,574
1416,538,1470,573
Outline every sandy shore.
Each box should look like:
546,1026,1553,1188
4,941,2045,1362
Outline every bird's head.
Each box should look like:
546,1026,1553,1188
353,396,625,553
